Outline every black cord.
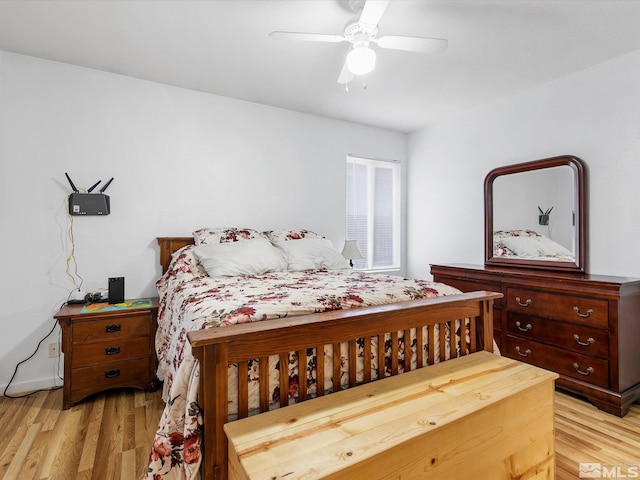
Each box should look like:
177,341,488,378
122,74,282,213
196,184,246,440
3,314,63,399
5,198,83,399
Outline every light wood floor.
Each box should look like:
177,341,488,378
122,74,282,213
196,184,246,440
0,387,164,480
1,387,638,479
555,393,640,479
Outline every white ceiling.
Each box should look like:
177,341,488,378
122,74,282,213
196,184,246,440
1,0,640,133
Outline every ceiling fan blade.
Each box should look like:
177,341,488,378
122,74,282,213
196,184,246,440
269,31,346,43
359,0,390,26
337,61,354,84
376,35,448,54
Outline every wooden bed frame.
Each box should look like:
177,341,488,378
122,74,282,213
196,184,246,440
156,237,502,480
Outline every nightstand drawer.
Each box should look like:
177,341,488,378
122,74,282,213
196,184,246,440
506,312,609,359
506,288,608,327
505,336,609,388
71,358,150,392
72,313,150,343
71,336,150,368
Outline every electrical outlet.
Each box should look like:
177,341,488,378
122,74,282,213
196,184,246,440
48,342,60,358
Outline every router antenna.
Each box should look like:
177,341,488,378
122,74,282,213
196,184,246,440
87,180,101,193
65,173,79,193
99,177,114,193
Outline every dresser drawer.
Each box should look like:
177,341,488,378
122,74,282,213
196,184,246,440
506,288,608,327
505,336,609,388
506,312,609,359
71,358,150,391
72,313,150,343
71,336,150,368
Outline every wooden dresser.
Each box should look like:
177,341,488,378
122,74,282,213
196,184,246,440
55,298,159,409
431,264,640,416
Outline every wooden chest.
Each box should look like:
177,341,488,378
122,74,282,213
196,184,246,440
225,351,557,480
431,264,640,416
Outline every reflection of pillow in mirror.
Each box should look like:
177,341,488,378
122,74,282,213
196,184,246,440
501,235,572,258
193,238,287,277
493,242,517,257
493,229,541,240
500,236,544,258
537,236,573,257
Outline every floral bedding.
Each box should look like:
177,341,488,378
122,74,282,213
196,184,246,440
493,229,574,261
145,245,462,480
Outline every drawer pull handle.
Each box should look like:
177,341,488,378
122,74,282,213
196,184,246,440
573,307,594,318
515,346,532,357
573,363,594,376
105,346,121,355
105,324,121,333
516,321,532,332
104,369,121,379
515,297,532,307
573,334,595,347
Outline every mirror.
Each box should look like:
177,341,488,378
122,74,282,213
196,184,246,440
484,155,587,272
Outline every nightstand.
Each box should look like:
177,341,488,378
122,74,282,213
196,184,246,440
54,297,159,409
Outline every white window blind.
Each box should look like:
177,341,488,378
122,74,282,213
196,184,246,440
346,155,400,270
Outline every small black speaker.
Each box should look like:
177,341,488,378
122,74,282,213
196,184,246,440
108,277,125,304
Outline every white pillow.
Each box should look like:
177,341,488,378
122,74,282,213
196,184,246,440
500,236,543,258
500,235,572,258
278,238,350,271
537,235,573,257
193,238,287,277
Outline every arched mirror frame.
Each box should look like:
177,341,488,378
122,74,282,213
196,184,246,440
484,155,587,273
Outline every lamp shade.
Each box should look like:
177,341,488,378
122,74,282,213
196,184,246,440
346,45,376,75
341,240,364,260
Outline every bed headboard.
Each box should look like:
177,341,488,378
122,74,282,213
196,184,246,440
157,237,195,273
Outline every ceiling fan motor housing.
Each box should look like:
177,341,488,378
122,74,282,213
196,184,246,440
344,20,378,44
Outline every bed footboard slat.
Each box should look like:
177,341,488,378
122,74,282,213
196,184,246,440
416,327,424,368
427,325,435,365
348,340,357,388
363,336,372,383
298,349,307,401
469,316,477,353
390,331,399,375
316,346,325,396
259,356,269,412
456,319,464,356
237,361,248,419
377,334,385,379
439,321,447,362
332,342,341,393
404,328,412,372
279,353,289,408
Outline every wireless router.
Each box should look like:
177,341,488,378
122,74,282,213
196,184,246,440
65,173,113,216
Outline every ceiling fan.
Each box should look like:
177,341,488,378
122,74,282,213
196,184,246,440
269,0,448,84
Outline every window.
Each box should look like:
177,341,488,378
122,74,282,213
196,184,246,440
346,155,401,270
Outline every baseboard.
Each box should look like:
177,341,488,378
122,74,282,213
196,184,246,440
1,376,63,397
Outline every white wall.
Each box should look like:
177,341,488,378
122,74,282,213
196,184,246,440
0,51,406,393
407,49,640,280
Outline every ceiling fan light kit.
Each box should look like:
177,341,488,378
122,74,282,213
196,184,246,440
269,0,447,85
347,44,376,75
